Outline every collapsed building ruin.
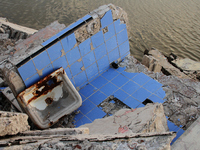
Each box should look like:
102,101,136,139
0,3,199,149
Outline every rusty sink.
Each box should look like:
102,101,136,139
17,67,82,129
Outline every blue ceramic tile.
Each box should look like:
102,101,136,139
122,71,138,79
119,40,130,57
124,96,141,108
91,31,104,48
79,84,97,97
80,93,86,102
101,10,113,29
90,76,108,89
111,74,129,87
106,36,118,52
74,71,87,87
75,116,92,127
33,51,51,70
61,33,77,53
66,47,81,65
79,38,92,56
114,19,127,34
171,129,185,145
40,64,54,79
68,19,84,29
94,43,107,60
52,56,68,70
24,73,40,87
104,23,115,41
101,68,119,80
117,29,128,45
78,99,96,115
18,60,37,81
74,112,84,122
79,81,89,90
70,61,83,76
121,81,140,95
114,89,129,101
148,94,164,103
88,91,107,105
97,55,109,72
42,35,58,46
132,72,152,86
86,107,106,121
137,104,145,108
82,51,96,68
143,79,162,93
81,14,92,21
56,27,71,38
47,42,63,61
100,82,118,96
121,51,130,59
115,67,126,73
86,63,99,80
65,67,72,79
108,48,120,63
154,87,166,99
167,120,180,132
132,88,152,102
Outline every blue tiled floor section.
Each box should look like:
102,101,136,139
74,66,185,145
74,68,166,127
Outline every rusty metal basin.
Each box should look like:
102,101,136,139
17,67,82,129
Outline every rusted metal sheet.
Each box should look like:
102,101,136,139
17,67,82,129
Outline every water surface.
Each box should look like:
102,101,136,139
0,0,200,61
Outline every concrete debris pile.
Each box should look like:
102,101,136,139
0,111,30,136
0,3,200,149
0,18,37,62
0,104,176,149
120,50,200,129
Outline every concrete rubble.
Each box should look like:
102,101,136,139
121,52,200,130
0,17,37,62
80,103,168,135
0,3,200,149
0,105,175,150
0,111,30,136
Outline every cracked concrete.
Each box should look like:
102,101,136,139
120,54,200,130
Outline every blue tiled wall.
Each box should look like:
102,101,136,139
18,9,130,89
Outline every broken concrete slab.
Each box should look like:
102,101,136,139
0,111,30,136
0,132,175,149
120,54,200,130
0,34,9,40
0,17,37,35
144,48,189,79
80,103,168,135
142,55,162,73
172,58,200,71
171,116,200,149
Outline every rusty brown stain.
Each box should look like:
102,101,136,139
45,97,53,105
27,71,62,105
48,121,54,126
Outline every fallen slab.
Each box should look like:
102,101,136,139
0,111,30,136
142,48,189,79
80,103,168,135
0,132,175,149
171,116,200,150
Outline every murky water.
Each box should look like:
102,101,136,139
0,0,200,61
